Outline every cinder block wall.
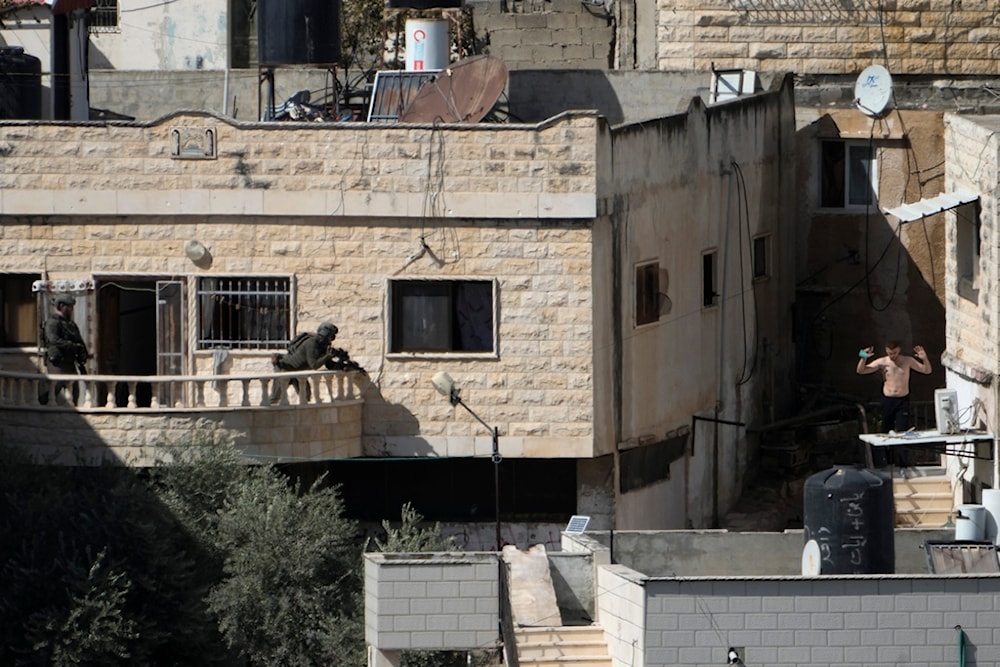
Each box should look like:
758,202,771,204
467,0,613,70
364,553,500,651
597,564,1000,667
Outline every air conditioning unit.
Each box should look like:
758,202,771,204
934,388,960,435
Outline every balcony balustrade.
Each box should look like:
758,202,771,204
0,369,363,411
0,369,366,465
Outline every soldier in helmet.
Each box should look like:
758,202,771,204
269,322,340,403
40,294,90,405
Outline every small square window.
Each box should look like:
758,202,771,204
635,262,660,326
702,251,717,308
753,235,770,280
820,140,877,209
389,279,495,354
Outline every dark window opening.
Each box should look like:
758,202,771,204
390,279,494,353
635,262,660,326
702,252,717,307
753,236,769,279
820,140,876,208
0,273,40,347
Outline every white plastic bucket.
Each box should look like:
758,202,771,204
955,504,986,541
405,19,449,71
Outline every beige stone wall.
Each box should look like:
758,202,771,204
0,213,597,460
944,115,1000,377
655,2,1000,75
0,112,599,219
0,402,363,465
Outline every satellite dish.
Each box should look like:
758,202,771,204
399,55,508,124
854,65,893,118
801,539,822,576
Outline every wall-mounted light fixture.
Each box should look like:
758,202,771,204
185,239,210,263
431,371,502,551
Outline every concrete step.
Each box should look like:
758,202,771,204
892,468,953,527
515,625,611,667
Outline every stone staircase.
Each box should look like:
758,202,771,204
513,625,611,667
893,467,954,528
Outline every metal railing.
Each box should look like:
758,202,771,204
499,556,520,667
0,369,363,411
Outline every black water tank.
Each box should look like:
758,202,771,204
257,0,341,66
0,46,42,120
387,0,463,7
803,465,895,574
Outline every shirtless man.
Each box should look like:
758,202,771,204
856,340,933,434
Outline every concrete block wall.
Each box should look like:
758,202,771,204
641,575,1000,667
654,1,1000,75
467,0,613,71
364,553,500,651
596,565,648,667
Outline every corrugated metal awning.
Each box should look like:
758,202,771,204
883,189,979,222
10,0,94,14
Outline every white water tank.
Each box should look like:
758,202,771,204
955,504,986,541
405,19,449,71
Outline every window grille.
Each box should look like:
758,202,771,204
89,0,119,33
197,276,292,350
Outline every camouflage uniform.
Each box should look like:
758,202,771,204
41,294,89,404
269,322,338,403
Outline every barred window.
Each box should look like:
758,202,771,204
197,277,291,350
89,0,119,33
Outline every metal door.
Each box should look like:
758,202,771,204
156,280,184,406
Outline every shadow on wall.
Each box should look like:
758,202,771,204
508,70,624,124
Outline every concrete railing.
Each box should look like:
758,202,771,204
0,369,364,411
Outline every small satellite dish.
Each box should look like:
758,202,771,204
854,65,893,118
801,539,822,576
565,515,590,534
399,55,508,124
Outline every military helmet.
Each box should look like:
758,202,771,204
317,322,338,338
54,294,76,307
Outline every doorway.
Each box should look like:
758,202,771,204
96,277,185,407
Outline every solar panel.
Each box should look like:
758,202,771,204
565,515,590,534
367,70,440,123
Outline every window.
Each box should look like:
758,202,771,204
89,0,119,33
389,279,495,354
820,140,877,209
635,262,660,326
197,277,291,350
752,235,770,280
702,251,717,308
956,201,981,303
0,273,39,347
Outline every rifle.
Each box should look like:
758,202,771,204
324,347,366,374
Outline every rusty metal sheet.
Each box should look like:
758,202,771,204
398,55,507,124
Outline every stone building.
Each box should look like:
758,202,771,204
0,75,798,541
